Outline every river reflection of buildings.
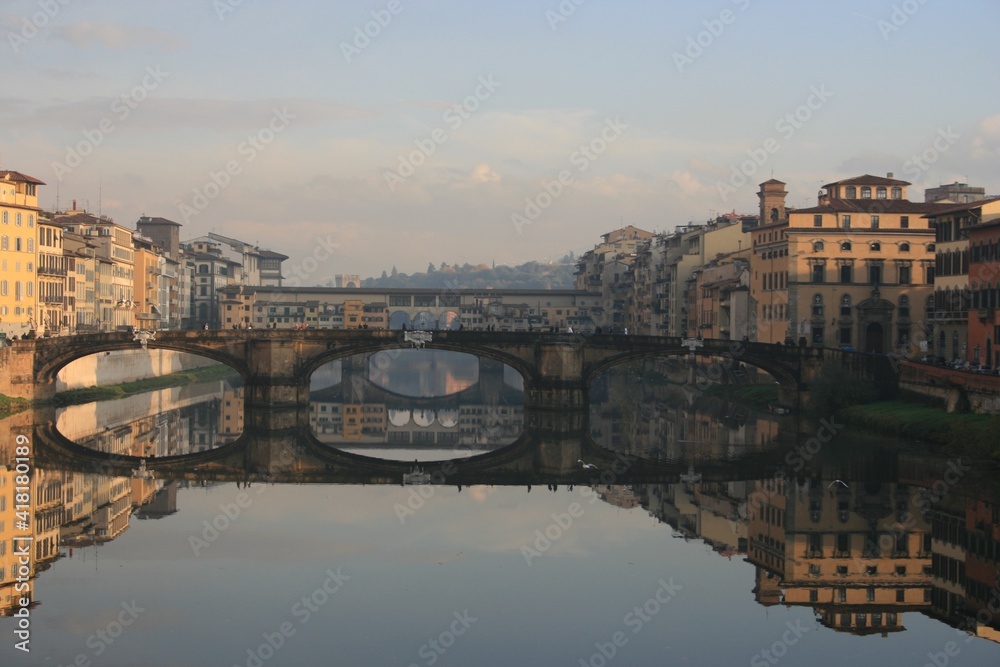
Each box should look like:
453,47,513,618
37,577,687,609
589,359,782,461
309,355,524,451
1,381,243,616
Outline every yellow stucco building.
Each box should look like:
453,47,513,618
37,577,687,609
751,175,950,352
0,171,44,340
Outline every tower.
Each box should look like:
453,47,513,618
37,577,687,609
757,179,788,224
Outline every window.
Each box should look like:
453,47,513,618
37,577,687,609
840,264,852,284
1,211,6,224
15,212,22,226
899,265,911,285
841,241,852,251
877,187,887,199
26,239,33,252
891,186,902,199
813,214,823,227
14,237,21,251
901,216,909,229
841,215,851,229
840,294,851,316
896,589,905,602
28,214,34,227
0,280,6,296
898,295,909,318
813,241,824,252
861,186,871,199
846,186,857,198
1,235,7,250
812,294,824,317
840,327,851,345
871,215,879,230
869,263,882,285
809,589,819,602
871,242,881,252
812,264,824,284
899,242,910,252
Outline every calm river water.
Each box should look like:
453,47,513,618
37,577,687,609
2,351,999,667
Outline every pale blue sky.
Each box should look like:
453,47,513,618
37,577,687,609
2,0,998,276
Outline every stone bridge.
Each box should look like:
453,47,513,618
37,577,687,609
2,330,898,410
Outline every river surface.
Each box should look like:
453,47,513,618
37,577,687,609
2,352,999,667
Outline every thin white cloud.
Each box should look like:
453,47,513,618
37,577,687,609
54,21,188,51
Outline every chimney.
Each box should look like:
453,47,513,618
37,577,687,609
886,172,894,178
72,199,76,211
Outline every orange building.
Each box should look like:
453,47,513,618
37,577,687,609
967,218,1000,368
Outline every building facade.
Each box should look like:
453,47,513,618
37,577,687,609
0,171,44,340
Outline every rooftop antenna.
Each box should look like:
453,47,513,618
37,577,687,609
98,175,102,219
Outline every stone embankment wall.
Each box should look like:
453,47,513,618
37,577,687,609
898,361,1000,414
55,350,217,391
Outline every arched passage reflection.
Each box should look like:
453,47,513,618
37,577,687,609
308,349,524,461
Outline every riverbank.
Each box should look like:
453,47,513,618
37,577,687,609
0,393,29,417
51,364,240,407
705,383,999,456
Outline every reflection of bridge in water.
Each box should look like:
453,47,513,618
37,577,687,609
311,356,524,451
32,406,914,487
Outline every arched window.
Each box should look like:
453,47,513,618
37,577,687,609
861,186,871,199
841,241,852,251
891,186,902,199
899,243,910,252
812,294,824,317
840,294,852,317
813,241,824,252
876,187,887,199
771,207,779,222
846,186,857,198
870,242,881,252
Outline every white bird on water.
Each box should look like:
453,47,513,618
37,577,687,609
828,480,849,489
578,460,598,470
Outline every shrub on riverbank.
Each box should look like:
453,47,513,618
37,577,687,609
808,364,879,416
54,364,239,406
0,393,29,417
840,401,998,456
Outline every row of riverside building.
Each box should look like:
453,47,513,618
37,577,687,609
2,165,998,365
576,174,999,365
0,168,295,339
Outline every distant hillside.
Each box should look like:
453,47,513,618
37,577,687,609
355,257,577,290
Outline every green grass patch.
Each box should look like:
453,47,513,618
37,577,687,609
0,393,30,417
841,401,999,456
54,364,240,407
703,384,780,411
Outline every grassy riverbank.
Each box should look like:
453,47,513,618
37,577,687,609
53,364,240,407
702,383,779,411
706,382,999,456
0,393,30,417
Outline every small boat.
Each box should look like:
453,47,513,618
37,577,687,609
767,404,791,415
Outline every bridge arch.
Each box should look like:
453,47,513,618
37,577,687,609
299,339,537,394
581,343,800,389
34,337,251,385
